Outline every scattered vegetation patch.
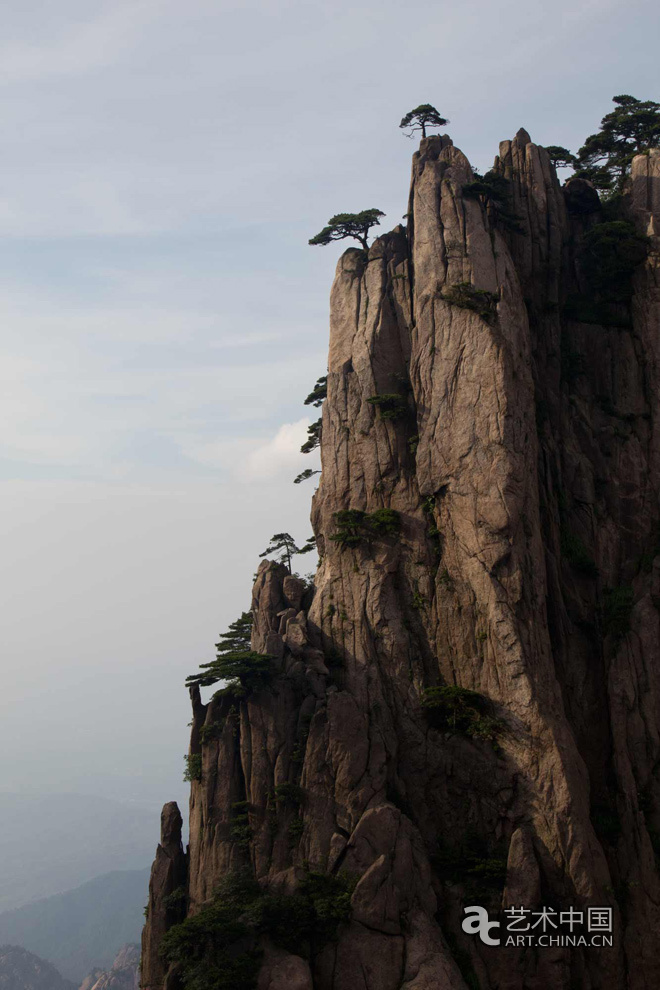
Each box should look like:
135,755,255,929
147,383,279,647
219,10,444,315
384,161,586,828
330,508,401,550
294,468,321,485
582,221,648,304
183,754,202,783
304,376,328,407
163,886,187,911
160,867,357,990
407,433,419,454
230,802,253,850
462,170,525,234
199,720,225,745
186,651,275,697
367,393,408,421
421,685,503,741
273,782,303,806
560,529,598,577
441,282,499,323
301,418,322,454
287,817,305,844
432,833,507,896
603,585,634,642
575,94,660,192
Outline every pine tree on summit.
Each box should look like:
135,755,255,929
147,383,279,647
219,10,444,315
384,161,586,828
309,210,384,250
576,94,660,191
399,104,449,138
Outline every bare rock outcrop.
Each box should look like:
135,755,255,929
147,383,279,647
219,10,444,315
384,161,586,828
81,945,140,990
140,805,186,990
142,136,660,989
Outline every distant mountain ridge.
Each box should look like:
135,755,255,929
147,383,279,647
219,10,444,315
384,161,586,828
0,945,75,990
0,793,157,914
0,870,149,982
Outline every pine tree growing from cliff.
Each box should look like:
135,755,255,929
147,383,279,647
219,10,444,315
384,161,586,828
399,103,449,138
309,210,384,250
576,94,660,190
258,532,315,571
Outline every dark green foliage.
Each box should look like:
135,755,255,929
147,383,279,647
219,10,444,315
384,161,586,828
603,586,634,642
592,805,623,844
399,104,449,139
163,886,187,911
575,95,660,191
544,145,577,169
407,434,419,454
186,609,274,696
287,817,305,843
183,754,202,782
186,650,275,695
294,467,320,484
368,508,401,535
230,803,253,849
562,294,631,328
581,221,648,304
160,870,262,990
199,720,225,744
330,508,401,549
462,170,525,234
299,871,358,943
367,393,408,420
560,530,598,577
309,210,385,251
259,532,315,570
216,611,253,652
246,893,315,954
304,376,328,407
301,418,322,454
273,782,303,806
161,868,356,990
441,282,499,323
432,833,507,895
421,685,503,741
329,509,367,549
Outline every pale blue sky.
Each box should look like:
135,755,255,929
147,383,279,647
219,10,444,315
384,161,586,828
0,0,657,809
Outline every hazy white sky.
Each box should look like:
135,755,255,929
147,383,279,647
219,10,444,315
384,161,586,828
0,0,657,809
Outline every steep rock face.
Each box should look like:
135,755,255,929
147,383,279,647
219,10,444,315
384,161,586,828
140,806,186,990
80,946,140,990
142,138,660,990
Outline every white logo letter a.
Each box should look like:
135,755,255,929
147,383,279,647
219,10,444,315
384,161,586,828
462,906,501,946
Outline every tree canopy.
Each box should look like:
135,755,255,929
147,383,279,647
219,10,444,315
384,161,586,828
259,532,316,571
575,95,660,191
544,145,577,169
399,104,449,139
304,375,327,407
309,210,384,251
300,418,322,454
185,609,275,696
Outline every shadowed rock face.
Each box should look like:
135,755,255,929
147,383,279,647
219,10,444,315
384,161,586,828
140,805,186,990
141,140,660,990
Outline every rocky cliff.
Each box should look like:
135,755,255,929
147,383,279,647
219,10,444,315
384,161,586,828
80,945,140,990
141,135,660,989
